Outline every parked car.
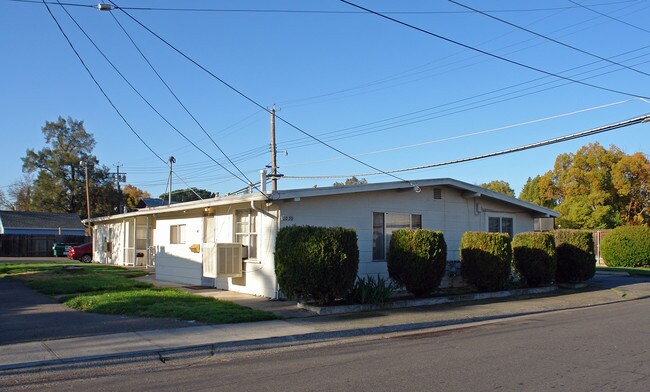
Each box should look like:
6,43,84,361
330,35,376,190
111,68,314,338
52,243,73,257
67,242,93,263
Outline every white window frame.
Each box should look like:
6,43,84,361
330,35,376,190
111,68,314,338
486,214,514,237
372,212,422,261
170,224,186,244
234,209,258,260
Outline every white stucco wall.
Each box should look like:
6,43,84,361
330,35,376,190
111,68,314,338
277,185,537,280
209,203,279,298
154,215,204,286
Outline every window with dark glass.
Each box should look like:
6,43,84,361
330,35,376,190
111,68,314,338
488,217,513,237
372,212,422,261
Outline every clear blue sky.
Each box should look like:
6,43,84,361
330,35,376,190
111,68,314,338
1,0,649,199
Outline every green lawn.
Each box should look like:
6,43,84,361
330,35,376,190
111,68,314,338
596,266,650,277
2,261,279,324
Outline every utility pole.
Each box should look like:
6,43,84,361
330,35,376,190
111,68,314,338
270,107,278,192
111,163,127,213
168,156,176,207
80,160,92,237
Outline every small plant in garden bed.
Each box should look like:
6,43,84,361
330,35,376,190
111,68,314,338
345,275,395,304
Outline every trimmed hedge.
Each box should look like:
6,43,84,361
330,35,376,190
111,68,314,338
460,232,512,292
275,226,359,305
601,225,650,268
553,229,596,283
387,229,446,297
512,232,557,287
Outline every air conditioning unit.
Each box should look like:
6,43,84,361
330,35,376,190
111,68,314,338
202,243,243,278
534,217,555,232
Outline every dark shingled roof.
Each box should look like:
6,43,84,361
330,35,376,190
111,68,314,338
0,211,84,230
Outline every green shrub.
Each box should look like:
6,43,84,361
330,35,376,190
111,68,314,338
346,275,395,304
387,229,447,297
512,232,557,287
601,225,650,268
553,229,596,283
275,226,359,305
460,232,511,292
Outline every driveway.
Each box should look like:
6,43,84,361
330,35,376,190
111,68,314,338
0,278,198,345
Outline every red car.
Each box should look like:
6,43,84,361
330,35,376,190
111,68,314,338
67,242,93,263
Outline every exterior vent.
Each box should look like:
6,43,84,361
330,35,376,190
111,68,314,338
534,217,555,232
433,187,442,200
202,243,243,278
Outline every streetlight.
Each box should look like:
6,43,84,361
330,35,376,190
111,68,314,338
80,160,92,237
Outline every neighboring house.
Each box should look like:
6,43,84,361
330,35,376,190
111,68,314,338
135,198,170,209
89,174,559,298
0,211,85,235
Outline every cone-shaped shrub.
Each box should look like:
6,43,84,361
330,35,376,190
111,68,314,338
275,226,359,305
387,229,446,297
460,232,511,292
553,229,596,283
512,232,556,287
601,225,650,268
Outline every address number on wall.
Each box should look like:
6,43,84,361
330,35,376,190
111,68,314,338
282,216,294,221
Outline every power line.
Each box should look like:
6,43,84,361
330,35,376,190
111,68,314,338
449,0,650,78
277,50,650,150
56,3,254,193
42,0,202,199
107,11,258,192
12,0,641,14
339,0,650,100
108,2,423,191
284,113,650,179
568,0,650,35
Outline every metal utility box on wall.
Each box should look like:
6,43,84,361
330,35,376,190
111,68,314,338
202,243,243,278
534,217,555,232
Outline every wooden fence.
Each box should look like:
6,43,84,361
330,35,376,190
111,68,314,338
0,234,90,257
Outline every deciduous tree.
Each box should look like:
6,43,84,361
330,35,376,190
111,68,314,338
123,184,151,211
22,116,120,217
160,188,214,203
480,180,515,197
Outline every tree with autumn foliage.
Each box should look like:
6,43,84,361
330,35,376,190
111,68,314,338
519,143,650,229
123,184,151,212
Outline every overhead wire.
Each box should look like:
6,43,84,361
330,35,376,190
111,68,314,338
56,2,257,197
12,0,641,14
280,98,646,168
107,10,259,192
109,1,424,191
42,0,202,200
339,0,650,100
568,0,650,34
449,0,650,77
283,113,650,179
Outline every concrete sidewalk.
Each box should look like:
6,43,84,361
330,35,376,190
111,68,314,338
1,274,649,371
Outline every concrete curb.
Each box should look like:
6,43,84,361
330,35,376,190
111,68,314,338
298,286,558,315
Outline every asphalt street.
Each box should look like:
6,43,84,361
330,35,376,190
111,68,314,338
2,292,648,391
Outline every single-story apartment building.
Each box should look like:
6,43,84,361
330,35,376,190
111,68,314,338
89,173,559,298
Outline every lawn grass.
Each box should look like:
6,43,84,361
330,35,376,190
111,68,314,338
65,288,279,324
2,261,279,323
596,266,650,277
0,262,150,295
